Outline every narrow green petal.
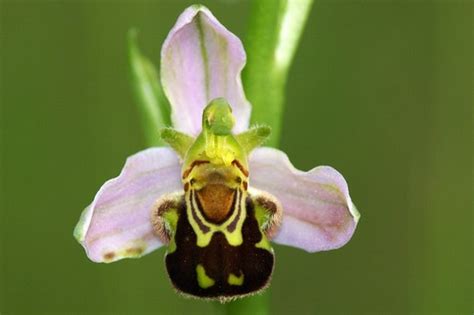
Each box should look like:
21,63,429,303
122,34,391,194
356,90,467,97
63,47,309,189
236,125,271,154
160,127,194,158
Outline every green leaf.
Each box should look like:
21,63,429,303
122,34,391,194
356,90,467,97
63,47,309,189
243,0,314,147
128,28,171,147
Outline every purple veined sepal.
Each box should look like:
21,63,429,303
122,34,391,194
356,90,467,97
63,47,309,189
249,147,360,252
161,5,251,136
74,148,182,263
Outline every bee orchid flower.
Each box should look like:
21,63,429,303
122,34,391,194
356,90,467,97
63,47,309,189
74,5,360,302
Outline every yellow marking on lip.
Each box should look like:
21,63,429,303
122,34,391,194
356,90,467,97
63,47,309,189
163,210,178,253
196,264,215,289
255,237,272,251
228,272,244,286
186,187,246,248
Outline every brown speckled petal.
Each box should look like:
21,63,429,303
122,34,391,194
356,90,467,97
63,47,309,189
74,148,182,263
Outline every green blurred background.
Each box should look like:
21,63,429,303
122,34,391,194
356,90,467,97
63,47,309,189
1,0,472,314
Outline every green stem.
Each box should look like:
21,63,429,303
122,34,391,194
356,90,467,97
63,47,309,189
243,0,314,147
229,1,313,313
222,293,270,315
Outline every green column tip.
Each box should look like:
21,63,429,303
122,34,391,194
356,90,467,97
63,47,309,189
202,98,235,136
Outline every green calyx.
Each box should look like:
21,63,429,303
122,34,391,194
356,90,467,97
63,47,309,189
186,99,244,168
160,98,271,174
